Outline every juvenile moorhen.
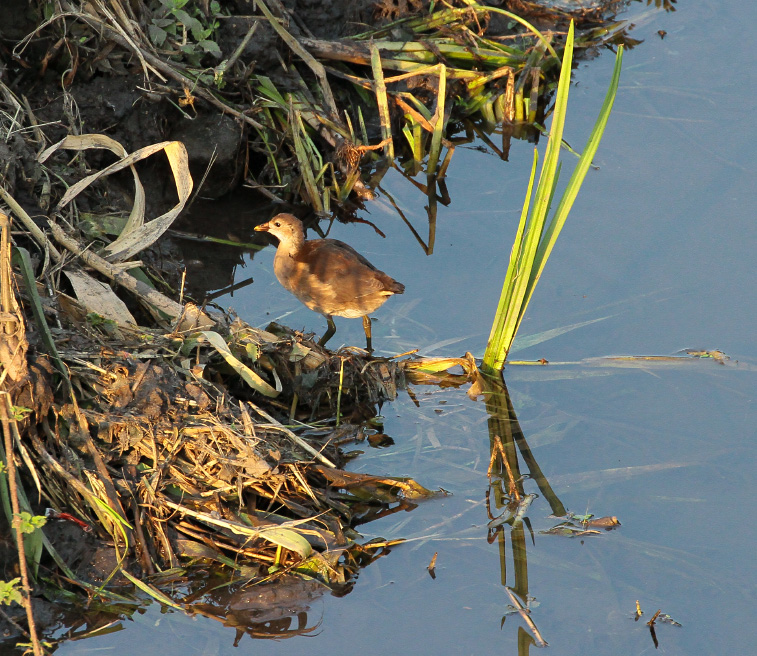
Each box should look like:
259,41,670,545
255,213,404,351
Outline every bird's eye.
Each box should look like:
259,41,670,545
274,221,280,227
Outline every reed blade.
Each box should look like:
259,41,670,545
482,23,623,372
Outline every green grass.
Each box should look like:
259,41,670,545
482,22,624,373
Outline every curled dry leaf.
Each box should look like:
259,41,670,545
39,135,193,262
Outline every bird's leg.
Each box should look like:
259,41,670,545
319,315,336,347
362,315,373,353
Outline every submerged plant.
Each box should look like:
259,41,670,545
482,22,623,373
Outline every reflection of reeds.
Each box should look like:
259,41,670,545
482,23,624,372
483,372,561,647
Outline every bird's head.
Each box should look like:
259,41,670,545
254,213,305,245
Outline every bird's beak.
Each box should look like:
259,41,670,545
254,222,270,232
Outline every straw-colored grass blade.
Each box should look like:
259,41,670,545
370,42,394,160
427,64,446,176
200,331,279,397
120,569,184,609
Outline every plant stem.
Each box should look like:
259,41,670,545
0,394,43,656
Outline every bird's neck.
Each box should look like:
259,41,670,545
280,233,304,256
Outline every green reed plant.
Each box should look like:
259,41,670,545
482,22,623,373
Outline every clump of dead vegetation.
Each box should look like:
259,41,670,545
0,118,443,651
0,203,442,648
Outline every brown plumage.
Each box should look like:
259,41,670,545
255,213,404,351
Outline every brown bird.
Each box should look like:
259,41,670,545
255,213,404,352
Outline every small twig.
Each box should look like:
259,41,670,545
489,435,521,501
501,445,521,501
94,0,167,83
186,147,218,210
128,490,156,575
0,605,32,641
32,426,101,507
20,96,49,152
49,222,215,330
486,446,498,479
0,187,62,262
221,21,258,72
